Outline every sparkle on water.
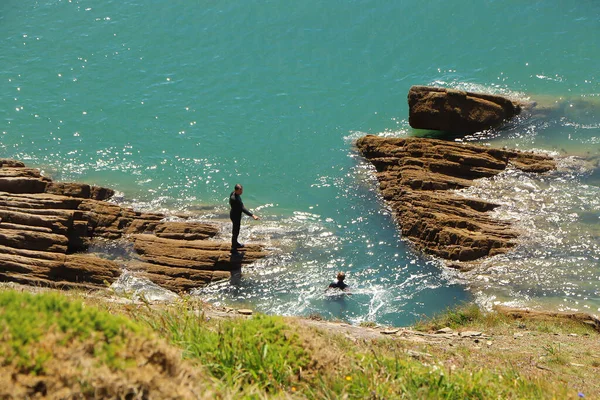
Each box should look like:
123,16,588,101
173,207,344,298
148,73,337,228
1,1,599,324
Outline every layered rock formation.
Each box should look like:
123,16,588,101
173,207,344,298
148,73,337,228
408,86,527,134
0,159,267,292
356,136,555,264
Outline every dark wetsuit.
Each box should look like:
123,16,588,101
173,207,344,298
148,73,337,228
328,280,348,291
229,191,253,248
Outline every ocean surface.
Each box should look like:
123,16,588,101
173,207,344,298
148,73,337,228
1,1,598,326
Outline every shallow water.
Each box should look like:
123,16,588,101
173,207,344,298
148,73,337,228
1,1,599,324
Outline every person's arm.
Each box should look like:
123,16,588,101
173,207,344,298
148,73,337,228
235,196,258,219
240,199,260,220
242,205,260,220
241,203,253,217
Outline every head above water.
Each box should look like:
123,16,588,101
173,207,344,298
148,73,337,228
337,272,346,281
234,183,243,194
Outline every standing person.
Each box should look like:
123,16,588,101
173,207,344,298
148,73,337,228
229,184,259,251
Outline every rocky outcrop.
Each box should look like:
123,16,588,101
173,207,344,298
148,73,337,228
0,159,267,292
355,136,555,263
408,86,527,134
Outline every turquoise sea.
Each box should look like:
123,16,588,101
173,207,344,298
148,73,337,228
1,1,599,326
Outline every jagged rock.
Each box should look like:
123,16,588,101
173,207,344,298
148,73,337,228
90,185,115,201
0,159,268,293
0,159,25,168
356,136,555,262
46,182,115,201
408,86,526,134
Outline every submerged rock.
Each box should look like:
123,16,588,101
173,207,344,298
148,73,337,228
356,136,555,262
0,160,268,292
408,85,527,134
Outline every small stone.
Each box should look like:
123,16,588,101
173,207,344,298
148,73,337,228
513,333,524,338
405,349,432,359
381,328,400,335
459,331,482,337
237,309,253,315
486,341,493,346
436,327,453,334
568,333,578,337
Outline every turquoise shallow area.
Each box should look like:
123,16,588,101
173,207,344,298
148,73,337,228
1,1,599,324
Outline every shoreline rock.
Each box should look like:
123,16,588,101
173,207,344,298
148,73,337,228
408,85,529,134
356,136,555,263
0,159,267,292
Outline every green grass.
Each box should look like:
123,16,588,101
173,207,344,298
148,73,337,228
412,302,500,332
0,291,583,398
130,300,311,393
128,300,572,399
413,302,597,336
304,339,565,400
0,290,142,374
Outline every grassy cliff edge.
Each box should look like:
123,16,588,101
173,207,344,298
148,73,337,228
0,286,597,399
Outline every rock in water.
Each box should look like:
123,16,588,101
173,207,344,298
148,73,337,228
0,160,268,292
408,86,525,134
356,136,555,263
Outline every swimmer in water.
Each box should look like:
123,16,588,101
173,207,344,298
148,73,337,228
328,271,351,293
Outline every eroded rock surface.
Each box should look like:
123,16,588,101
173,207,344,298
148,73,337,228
355,136,555,263
408,86,527,134
0,159,267,292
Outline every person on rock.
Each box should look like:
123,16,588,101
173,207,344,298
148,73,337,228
229,183,259,251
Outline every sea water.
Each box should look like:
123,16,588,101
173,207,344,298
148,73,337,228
1,1,598,325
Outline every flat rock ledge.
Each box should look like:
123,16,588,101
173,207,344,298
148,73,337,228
356,136,555,263
0,159,267,293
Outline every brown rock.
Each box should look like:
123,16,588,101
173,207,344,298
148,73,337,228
46,182,115,201
127,261,231,292
90,185,115,201
356,135,555,262
57,254,121,284
0,192,84,210
0,160,268,293
46,182,92,198
0,226,69,253
0,167,46,179
0,177,49,194
131,234,267,271
153,221,219,240
408,86,525,134
0,159,25,168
